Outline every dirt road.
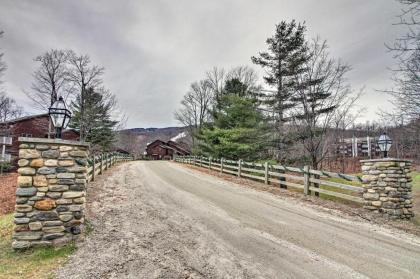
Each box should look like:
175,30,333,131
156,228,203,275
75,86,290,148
58,161,420,279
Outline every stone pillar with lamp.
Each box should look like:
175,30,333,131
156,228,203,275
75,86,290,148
360,133,414,219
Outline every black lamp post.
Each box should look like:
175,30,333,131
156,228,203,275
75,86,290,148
48,96,71,139
377,133,392,158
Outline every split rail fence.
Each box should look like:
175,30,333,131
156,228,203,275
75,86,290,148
175,156,364,204
87,153,132,182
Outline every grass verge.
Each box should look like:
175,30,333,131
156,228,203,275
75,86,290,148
0,213,76,279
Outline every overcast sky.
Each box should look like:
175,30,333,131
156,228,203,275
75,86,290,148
0,0,406,128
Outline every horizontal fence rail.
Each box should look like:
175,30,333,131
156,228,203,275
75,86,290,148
86,152,133,182
175,155,364,204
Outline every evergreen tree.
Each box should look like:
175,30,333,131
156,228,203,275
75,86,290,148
70,87,118,151
251,20,308,160
198,79,267,160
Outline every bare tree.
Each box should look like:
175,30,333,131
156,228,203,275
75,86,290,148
291,37,359,170
174,80,213,147
0,93,22,122
67,51,105,140
383,0,420,121
0,31,6,89
26,49,70,111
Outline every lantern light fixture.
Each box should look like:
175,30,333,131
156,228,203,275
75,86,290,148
48,96,71,139
377,133,392,158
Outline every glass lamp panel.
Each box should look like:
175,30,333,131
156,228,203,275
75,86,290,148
63,113,71,129
54,112,65,128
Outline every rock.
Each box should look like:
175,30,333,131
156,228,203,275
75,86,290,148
42,150,60,159
34,199,56,211
37,211,59,221
29,221,42,231
16,197,28,204
59,214,73,222
12,240,31,250
30,159,44,168
363,192,379,201
70,226,81,235
33,175,48,187
14,224,29,231
60,152,69,158
42,226,65,233
59,146,73,152
18,167,36,175
58,179,75,185
57,173,76,179
37,167,56,175
15,204,33,213
69,205,83,212
58,160,74,167
75,179,86,185
44,220,63,227
70,184,85,191
56,167,69,173
44,159,58,167
43,233,65,240
16,187,37,197
36,192,45,197
37,187,49,192
17,176,33,187
46,192,62,199
62,191,84,199
13,231,42,241
56,205,69,212
372,201,382,207
362,175,377,183
19,149,41,159
73,197,86,204
69,150,87,157
361,165,371,171
36,145,50,151
48,185,69,192
73,211,83,219
14,218,30,225
14,212,26,218
75,158,88,166
18,159,29,167
56,199,73,205
67,166,86,173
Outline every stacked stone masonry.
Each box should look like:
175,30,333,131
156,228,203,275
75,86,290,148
12,137,89,249
361,159,413,220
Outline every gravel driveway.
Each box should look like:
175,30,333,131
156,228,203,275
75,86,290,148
57,161,420,279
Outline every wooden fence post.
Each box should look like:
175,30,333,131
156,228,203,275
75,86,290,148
92,156,96,181
304,165,310,195
100,154,103,175
238,159,242,177
200,156,203,167
264,162,269,185
209,157,211,170
220,158,224,174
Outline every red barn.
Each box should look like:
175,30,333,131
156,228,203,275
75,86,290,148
146,139,190,160
0,114,79,163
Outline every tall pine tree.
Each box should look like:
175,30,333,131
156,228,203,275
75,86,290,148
252,20,308,160
70,87,118,152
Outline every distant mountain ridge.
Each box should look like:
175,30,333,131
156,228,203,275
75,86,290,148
117,126,190,155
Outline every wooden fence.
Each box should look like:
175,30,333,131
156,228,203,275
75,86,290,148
87,153,132,182
175,156,364,204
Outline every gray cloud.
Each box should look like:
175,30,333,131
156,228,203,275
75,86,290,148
0,0,406,128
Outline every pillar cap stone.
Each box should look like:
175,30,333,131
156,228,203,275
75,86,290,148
18,137,90,148
360,158,412,163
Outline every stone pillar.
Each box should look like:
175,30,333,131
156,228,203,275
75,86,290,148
13,137,89,249
360,158,413,220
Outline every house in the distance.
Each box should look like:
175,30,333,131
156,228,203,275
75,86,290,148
145,139,190,160
0,113,79,163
